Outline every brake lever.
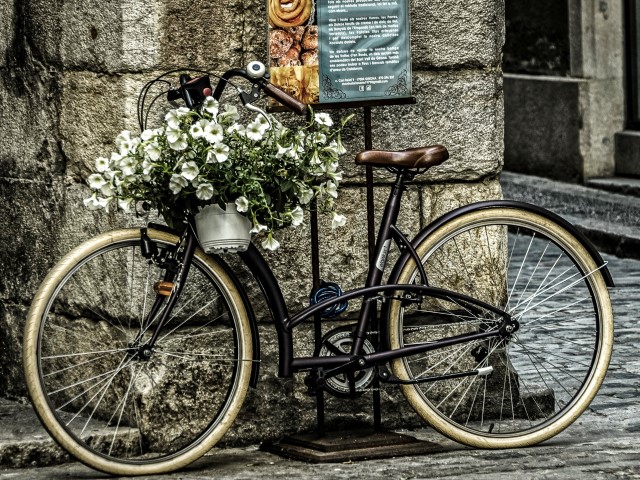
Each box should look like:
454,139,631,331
239,83,272,128
245,103,272,129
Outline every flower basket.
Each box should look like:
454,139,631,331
195,203,252,254
84,96,352,251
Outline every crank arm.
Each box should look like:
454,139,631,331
376,364,493,385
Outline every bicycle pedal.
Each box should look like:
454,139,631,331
153,281,174,296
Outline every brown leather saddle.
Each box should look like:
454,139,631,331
355,145,449,170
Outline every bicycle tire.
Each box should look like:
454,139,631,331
23,228,253,476
387,207,613,448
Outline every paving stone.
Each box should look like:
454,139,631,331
1,253,637,477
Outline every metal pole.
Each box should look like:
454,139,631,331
310,202,325,437
364,106,382,433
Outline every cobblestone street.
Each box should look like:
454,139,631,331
0,252,638,479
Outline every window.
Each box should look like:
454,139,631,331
626,0,640,129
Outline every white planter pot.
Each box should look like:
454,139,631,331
194,203,252,254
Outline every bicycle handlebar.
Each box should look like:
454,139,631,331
169,62,307,116
262,82,307,115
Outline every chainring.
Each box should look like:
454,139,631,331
316,327,376,398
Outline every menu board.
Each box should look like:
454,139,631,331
267,0,411,105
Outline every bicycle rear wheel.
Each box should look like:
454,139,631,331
23,228,252,476
388,207,613,448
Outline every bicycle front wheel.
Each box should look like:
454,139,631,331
23,228,253,476
388,207,613,448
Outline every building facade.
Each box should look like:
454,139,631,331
504,0,639,182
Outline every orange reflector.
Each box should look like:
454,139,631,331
153,281,174,296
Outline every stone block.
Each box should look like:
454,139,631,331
241,0,269,65
16,0,244,72
0,1,14,68
60,71,131,179
422,177,502,223
411,0,505,69
504,74,586,182
158,0,244,71
14,0,63,68
615,131,640,177
0,179,65,305
57,1,125,71
342,70,504,183
0,303,27,399
0,68,63,181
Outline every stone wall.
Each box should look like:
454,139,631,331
0,0,505,440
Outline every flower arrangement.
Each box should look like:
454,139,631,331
84,97,351,250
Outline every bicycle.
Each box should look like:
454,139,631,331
22,61,614,476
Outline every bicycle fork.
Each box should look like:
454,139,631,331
127,227,198,359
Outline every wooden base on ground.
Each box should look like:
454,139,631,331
261,430,445,463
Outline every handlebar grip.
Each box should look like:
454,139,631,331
263,83,307,115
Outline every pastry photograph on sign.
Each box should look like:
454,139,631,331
268,0,320,105
267,0,412,106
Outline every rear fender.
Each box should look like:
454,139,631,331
381,200,615,347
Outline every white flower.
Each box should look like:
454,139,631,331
144,142,161,161
329,170,343,182
176,107,190,117
299,187,314,205
166,126,181,143
211,142,229,162
219,104,240,123
287,148,299,160
190,121,205,138
169,133,188,151
119,157,138,176
331,213,347,229
290,206,303,226
100,183,115,197
250,223,267,234
227,124,245,136
83,193,109,210
118,198,134,212
325,180,339,198
203,96,219,115
276,143,291,158
140,129,155,141
87,173,107,190
95,157,109,172
181,161,199,181
115,130,133,154
110,151,123,163
204,123,224,144
246,121,263,141
261,234,280,251
196,183,214,200
314,112,334,127
310,132,327,145
235,196,249,213
254,114,271,133
165,110,182,129
141,158,154,175
169,174,188,194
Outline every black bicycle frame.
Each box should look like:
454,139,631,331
235,171,512,379
141,170,511,383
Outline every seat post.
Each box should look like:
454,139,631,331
351,170,409,354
